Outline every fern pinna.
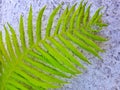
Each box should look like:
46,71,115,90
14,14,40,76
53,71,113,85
0,1,107,90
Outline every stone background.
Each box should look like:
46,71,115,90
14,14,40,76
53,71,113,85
0,0,120,90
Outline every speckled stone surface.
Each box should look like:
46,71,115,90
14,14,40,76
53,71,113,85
0,0,120,90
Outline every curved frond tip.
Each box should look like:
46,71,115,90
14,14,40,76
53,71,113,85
0,1,107,90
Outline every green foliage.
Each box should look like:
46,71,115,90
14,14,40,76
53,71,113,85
0,1,107,90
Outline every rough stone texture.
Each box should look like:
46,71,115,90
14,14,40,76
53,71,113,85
0,0,120,90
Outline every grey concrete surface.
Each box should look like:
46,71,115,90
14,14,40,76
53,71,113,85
0,0,120,90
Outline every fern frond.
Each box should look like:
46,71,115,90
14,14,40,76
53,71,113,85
88,7,103,26
0,1,107,90
0,32,9,61
36,6,46,41
19,15,26,51
28,6,34,46
45,5,61,38
7,23,21,56
83,4,92,25
62,3,76,32
4,25,16,60
54,6,68,35
76,1,87,30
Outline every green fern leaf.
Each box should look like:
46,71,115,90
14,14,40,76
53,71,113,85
36,6,46,41
54,6,68,35
19,15,26,51
0,1,107,90
28,6,34,46
62,3,76,32
45,5,61,38
7,23,21,56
